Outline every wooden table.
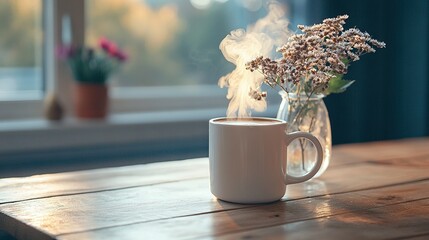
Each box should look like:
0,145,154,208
1,138,429,240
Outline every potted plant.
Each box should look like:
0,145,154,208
58,38,127,119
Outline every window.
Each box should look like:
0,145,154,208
0,0,43,100
0,0,293,120
0,0,298,165
86,0,276,88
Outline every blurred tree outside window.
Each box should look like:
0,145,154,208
86,0,282,87
0,0,291,100
0,0,43,100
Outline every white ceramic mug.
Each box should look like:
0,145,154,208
209,117,323,204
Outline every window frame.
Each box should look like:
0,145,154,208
3,0,262,120
0,0,293,126
0,0,283,157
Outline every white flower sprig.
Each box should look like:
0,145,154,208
246,14,386,99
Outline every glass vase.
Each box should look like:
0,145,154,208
277,92,331,178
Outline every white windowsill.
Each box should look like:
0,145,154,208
0,85,229,120
0,106,278,155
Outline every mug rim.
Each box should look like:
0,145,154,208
210,117,286,126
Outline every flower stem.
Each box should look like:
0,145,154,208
288,88,317,172
290,89,315,127
299,138,306,171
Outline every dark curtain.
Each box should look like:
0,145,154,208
303,0,429,144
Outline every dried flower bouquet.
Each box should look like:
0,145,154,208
247,14,385,100
246,15,385,174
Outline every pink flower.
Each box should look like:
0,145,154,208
113,50,128,62
99,37,114,52
98,37,127,62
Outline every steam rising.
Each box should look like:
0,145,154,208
219,2,291,118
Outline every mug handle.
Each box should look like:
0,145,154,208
283,131,324,184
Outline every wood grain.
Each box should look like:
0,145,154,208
0,138,426,205
400,233,429,240
0,138,428,240
216,199,429,240
334,138,429,162
58,180,429,240
0,158,209,204
0,163,428,238
0,153,355,205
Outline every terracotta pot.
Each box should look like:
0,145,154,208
74,83,108,119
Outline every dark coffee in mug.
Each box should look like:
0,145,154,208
213,118,281,126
